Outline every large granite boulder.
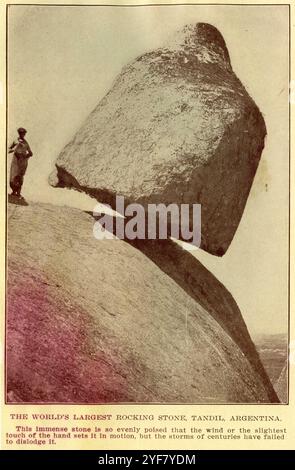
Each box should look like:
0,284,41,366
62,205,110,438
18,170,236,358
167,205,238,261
50,23,266,255
7,202,277,403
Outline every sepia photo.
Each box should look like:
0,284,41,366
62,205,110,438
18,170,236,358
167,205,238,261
5,3,289,406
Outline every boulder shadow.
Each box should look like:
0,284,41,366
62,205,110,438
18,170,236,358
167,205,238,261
86,211,279,403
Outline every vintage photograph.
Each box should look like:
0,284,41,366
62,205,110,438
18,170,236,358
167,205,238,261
6,4,289,404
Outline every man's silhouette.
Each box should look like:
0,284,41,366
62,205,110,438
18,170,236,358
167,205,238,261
8,127,33,198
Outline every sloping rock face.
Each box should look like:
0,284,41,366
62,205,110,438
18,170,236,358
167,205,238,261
7,202,277,403
274,364,288,403
50,23,266,256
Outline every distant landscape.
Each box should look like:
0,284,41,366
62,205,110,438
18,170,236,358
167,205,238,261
254,333,288,403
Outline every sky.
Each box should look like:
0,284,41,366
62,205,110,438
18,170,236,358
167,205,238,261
7,4,289,336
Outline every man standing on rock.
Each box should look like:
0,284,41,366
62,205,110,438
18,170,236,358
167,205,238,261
8,127,33,198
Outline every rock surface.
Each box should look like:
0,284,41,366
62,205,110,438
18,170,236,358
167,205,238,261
7,202,277,403
50,23,266,256
274,364,288,403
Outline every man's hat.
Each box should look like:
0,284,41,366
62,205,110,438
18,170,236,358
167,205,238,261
17,127,27,134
